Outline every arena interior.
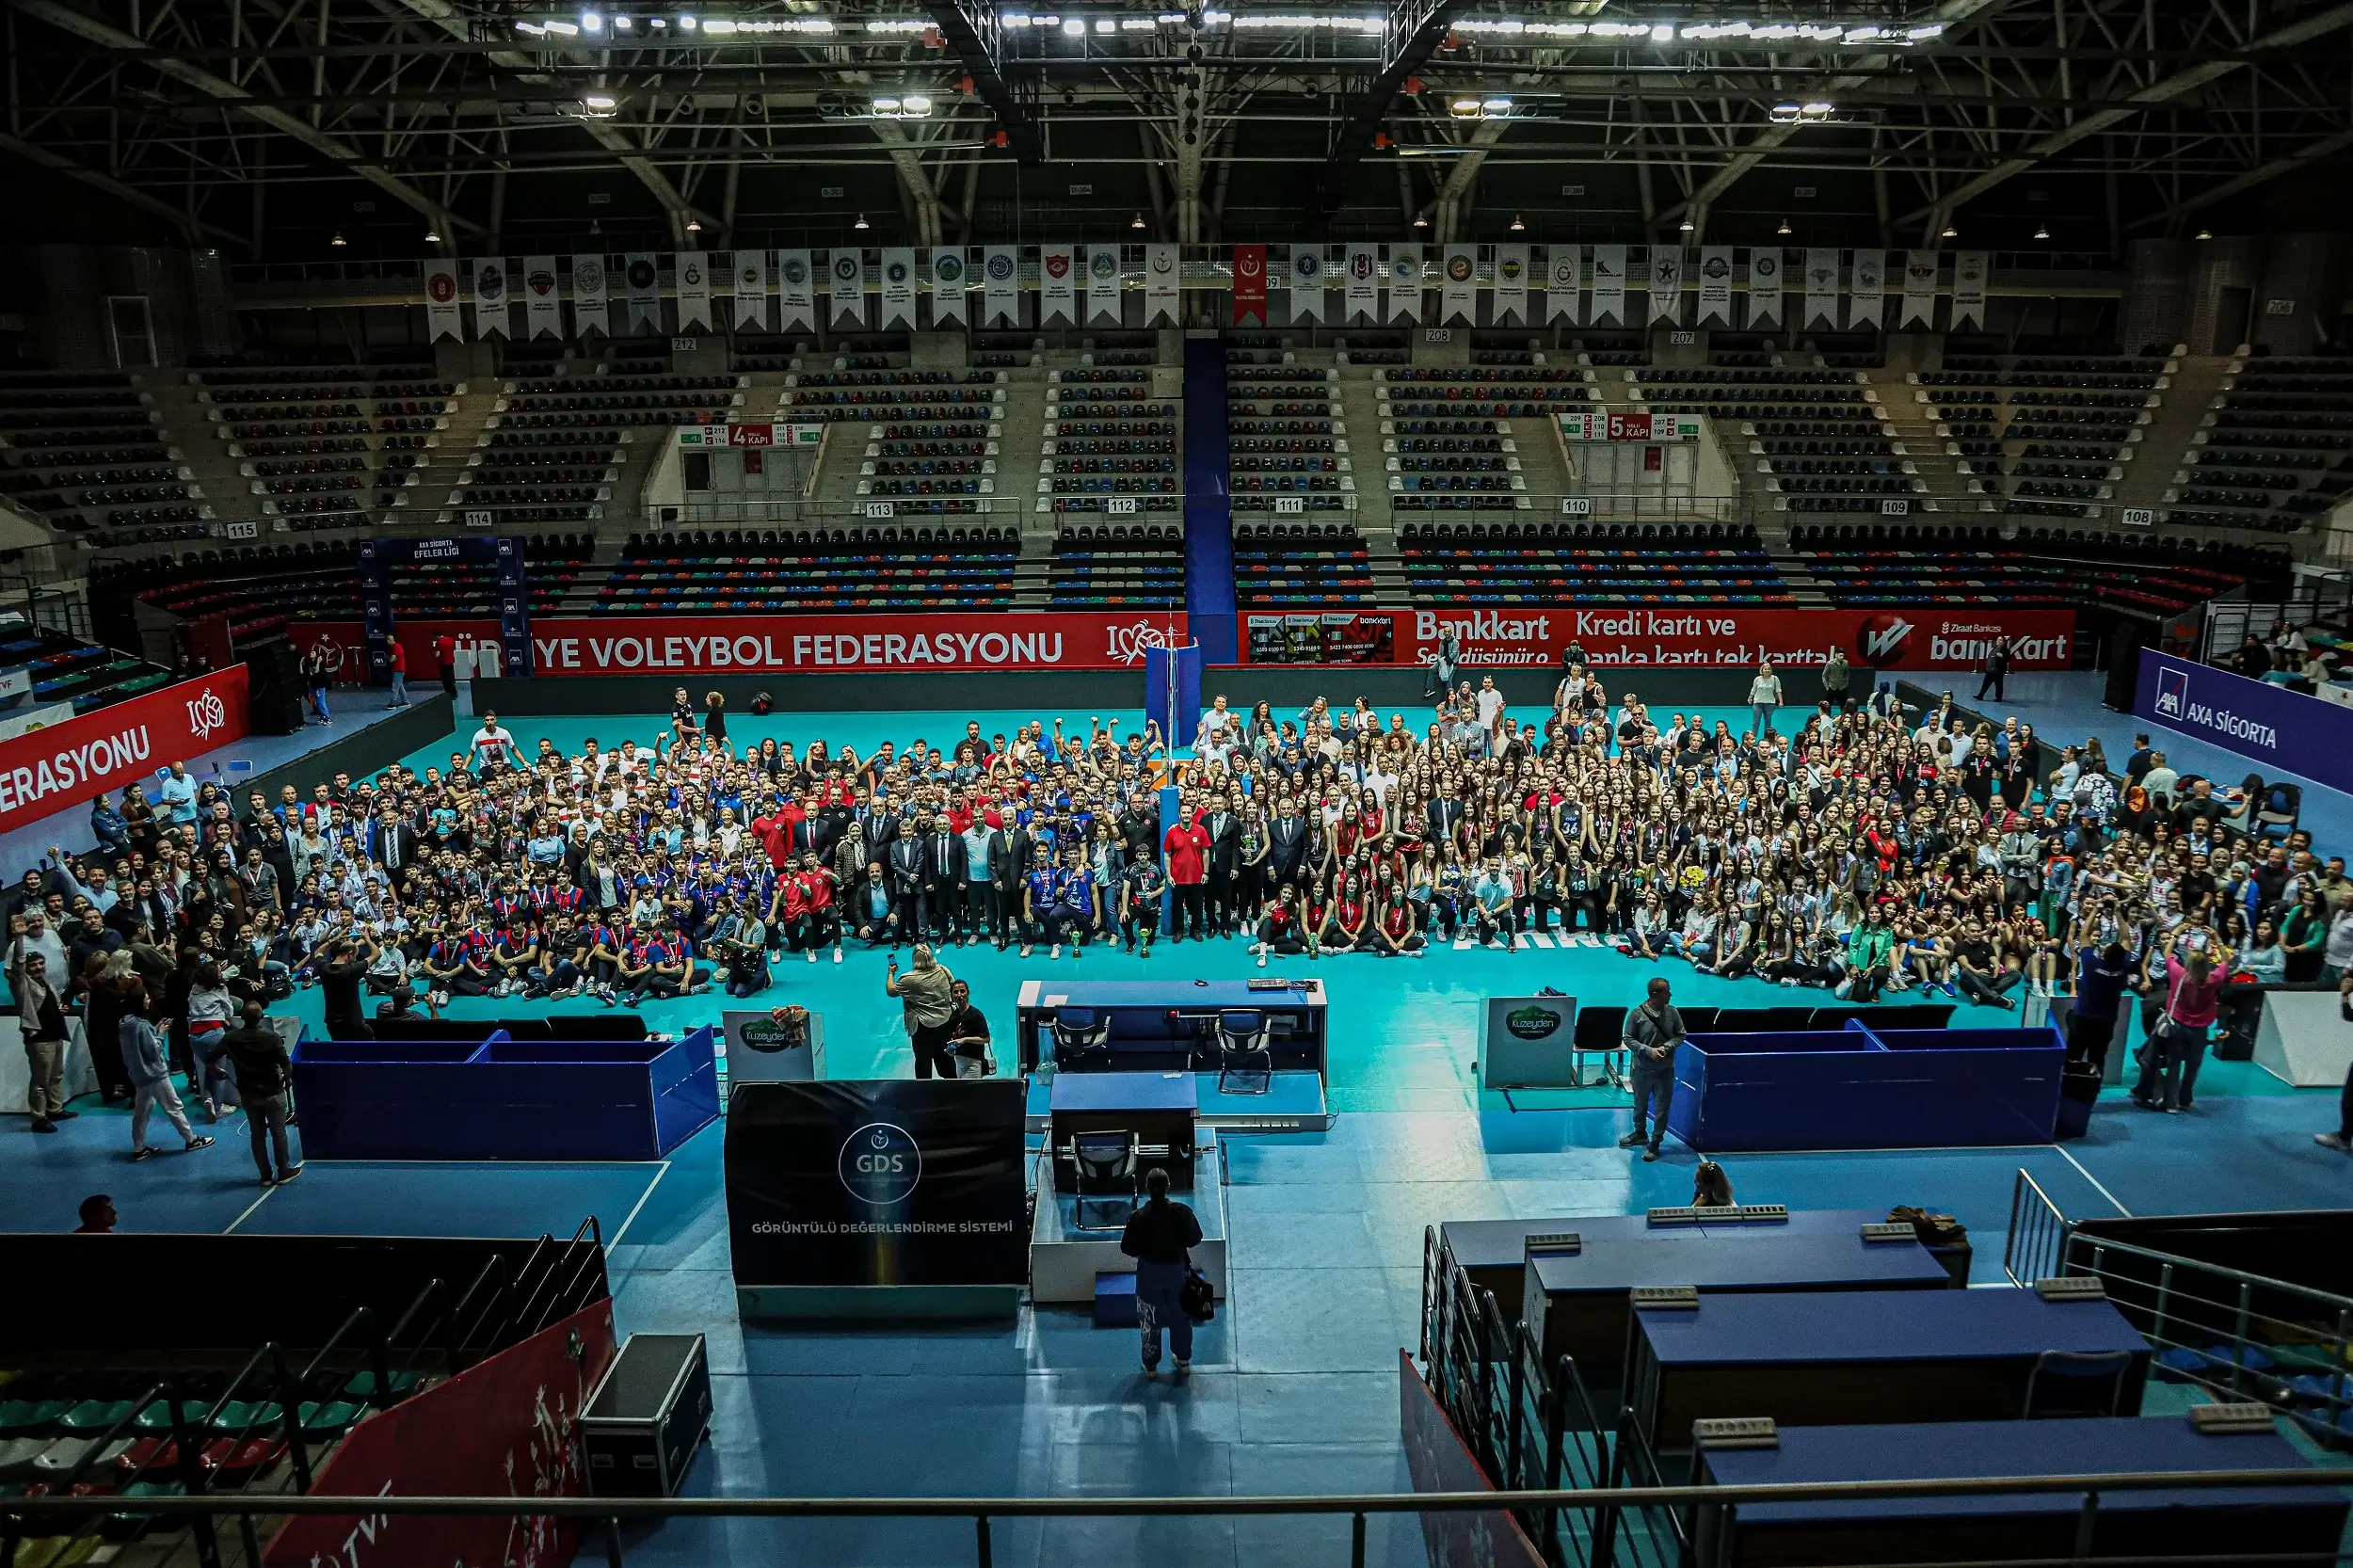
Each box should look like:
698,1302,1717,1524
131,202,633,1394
4,0,2353,1563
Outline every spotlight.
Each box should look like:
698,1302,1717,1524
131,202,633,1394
855,213,871,230
584,92,617,109
1509,215,1525,232
580,10,601,29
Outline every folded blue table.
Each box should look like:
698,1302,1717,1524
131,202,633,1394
1629,1287,2151,1450
1014,978,1326,1077
1691,1416,2346,1567
1523,1224,1952,1389
1667,1019,2064,1152
292,1026,720,1161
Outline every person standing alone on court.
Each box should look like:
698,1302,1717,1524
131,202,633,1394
1121,1167,1204,1382
1977,635,2011,703
222,1002,300,1187
1621,977,1686,1161
1748,660,1783,741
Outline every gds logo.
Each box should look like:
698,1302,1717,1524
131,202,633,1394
838,1121,921,1207
184,688,229,742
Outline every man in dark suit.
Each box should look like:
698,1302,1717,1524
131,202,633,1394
371,806,422,876
1267,801,1308,891
1427,793,1465,852
888,820,928,942
1200,792,1241,935
921,821,968,942
988,820,1032,950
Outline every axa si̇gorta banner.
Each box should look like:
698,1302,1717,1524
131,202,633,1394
294,613,1189,676
2136,648,2353,795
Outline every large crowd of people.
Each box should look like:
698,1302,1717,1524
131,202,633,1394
11,662,2353,1162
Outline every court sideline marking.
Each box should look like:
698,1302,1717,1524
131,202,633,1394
606,1160,672,1251
224,1182,278,1234
2057,1145,2133,1217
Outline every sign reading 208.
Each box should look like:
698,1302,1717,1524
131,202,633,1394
838,1122,922,1207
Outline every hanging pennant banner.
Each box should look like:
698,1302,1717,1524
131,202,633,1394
1494,244,1529,325
1803,248,1841,328
983,245,1021,326
1344,244,1379,321
1590,244,1627,326
1144,243,1180,324
623,252,661,333
1386,246,1422,322
1696,246,1735,326
1289,246,1325,323
1087,245,1124,324
569,253,609,337
470,257,509,340
1849,248,1886,328
777,249,815,330
1952,250,1990,328
1747,248,1783,328
878,248,917,328
829,250,865,328
1040,244,1078,326
424,261,464,342
1545,247,1581,324
733,251,769,331
930,248,968,326
1440,246,1478,325
676,250,712,331
1649,248,1684,323
1232,243,1268,325
523,256,563,339
1900,249,1940,328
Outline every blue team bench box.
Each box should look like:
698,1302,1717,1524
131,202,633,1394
1667,1019,2064,1153
291,1027,720,1161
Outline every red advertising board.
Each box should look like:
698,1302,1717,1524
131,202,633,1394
296,612,1191,679
0,666,249,835
264,1299,618,1568
1398,1350,1549,1568
1244,605,2074,671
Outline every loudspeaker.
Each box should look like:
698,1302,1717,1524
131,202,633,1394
245,638,305,737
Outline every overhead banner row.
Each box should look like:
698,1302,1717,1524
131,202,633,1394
423,246,1992,340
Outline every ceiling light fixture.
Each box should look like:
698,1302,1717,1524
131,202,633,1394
1678,218,1694,232
2196,228,2213,240
685,216,702,232
1131,212,1147,229
855,213,872,230
579,10,602,30
329,231,347,247
424,226,440,244
1777,217,1792,235
1509,214,1525,232
1412,214,1428,228
2034,224,2050,240
1940,223,1957,239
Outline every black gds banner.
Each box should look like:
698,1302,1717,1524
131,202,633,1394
724,1080,1027,1288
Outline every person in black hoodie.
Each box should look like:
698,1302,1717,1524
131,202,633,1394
1119,1167,1204,1383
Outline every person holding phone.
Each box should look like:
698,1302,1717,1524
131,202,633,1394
886,944,959,1080
1119,1167,1204,1383
2136,936,2230,1113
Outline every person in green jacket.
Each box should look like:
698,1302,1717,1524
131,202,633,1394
1840,907,1895,1002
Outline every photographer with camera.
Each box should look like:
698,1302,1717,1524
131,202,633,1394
712,895,772,1000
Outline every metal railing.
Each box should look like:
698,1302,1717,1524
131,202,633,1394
2201,587,2353,662
8,1470,2353,1568
2002,1169,2353,1450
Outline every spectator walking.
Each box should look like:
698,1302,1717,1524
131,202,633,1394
120,985,212,1161
222,1002,299,1186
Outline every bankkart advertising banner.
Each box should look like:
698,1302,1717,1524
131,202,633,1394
724,1080,1028,1293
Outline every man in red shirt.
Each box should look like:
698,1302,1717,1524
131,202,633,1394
386,638,410,709
750,794,802,872
431,632,457,699
1163,808,1210,943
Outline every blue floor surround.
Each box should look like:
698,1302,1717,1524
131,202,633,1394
13,702,2351,1568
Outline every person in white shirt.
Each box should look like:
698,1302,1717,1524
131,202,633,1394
157,763,199,825
470,712,524,772
1747,660,1784,740
1475,677,1507,734
2141,753,2180,808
